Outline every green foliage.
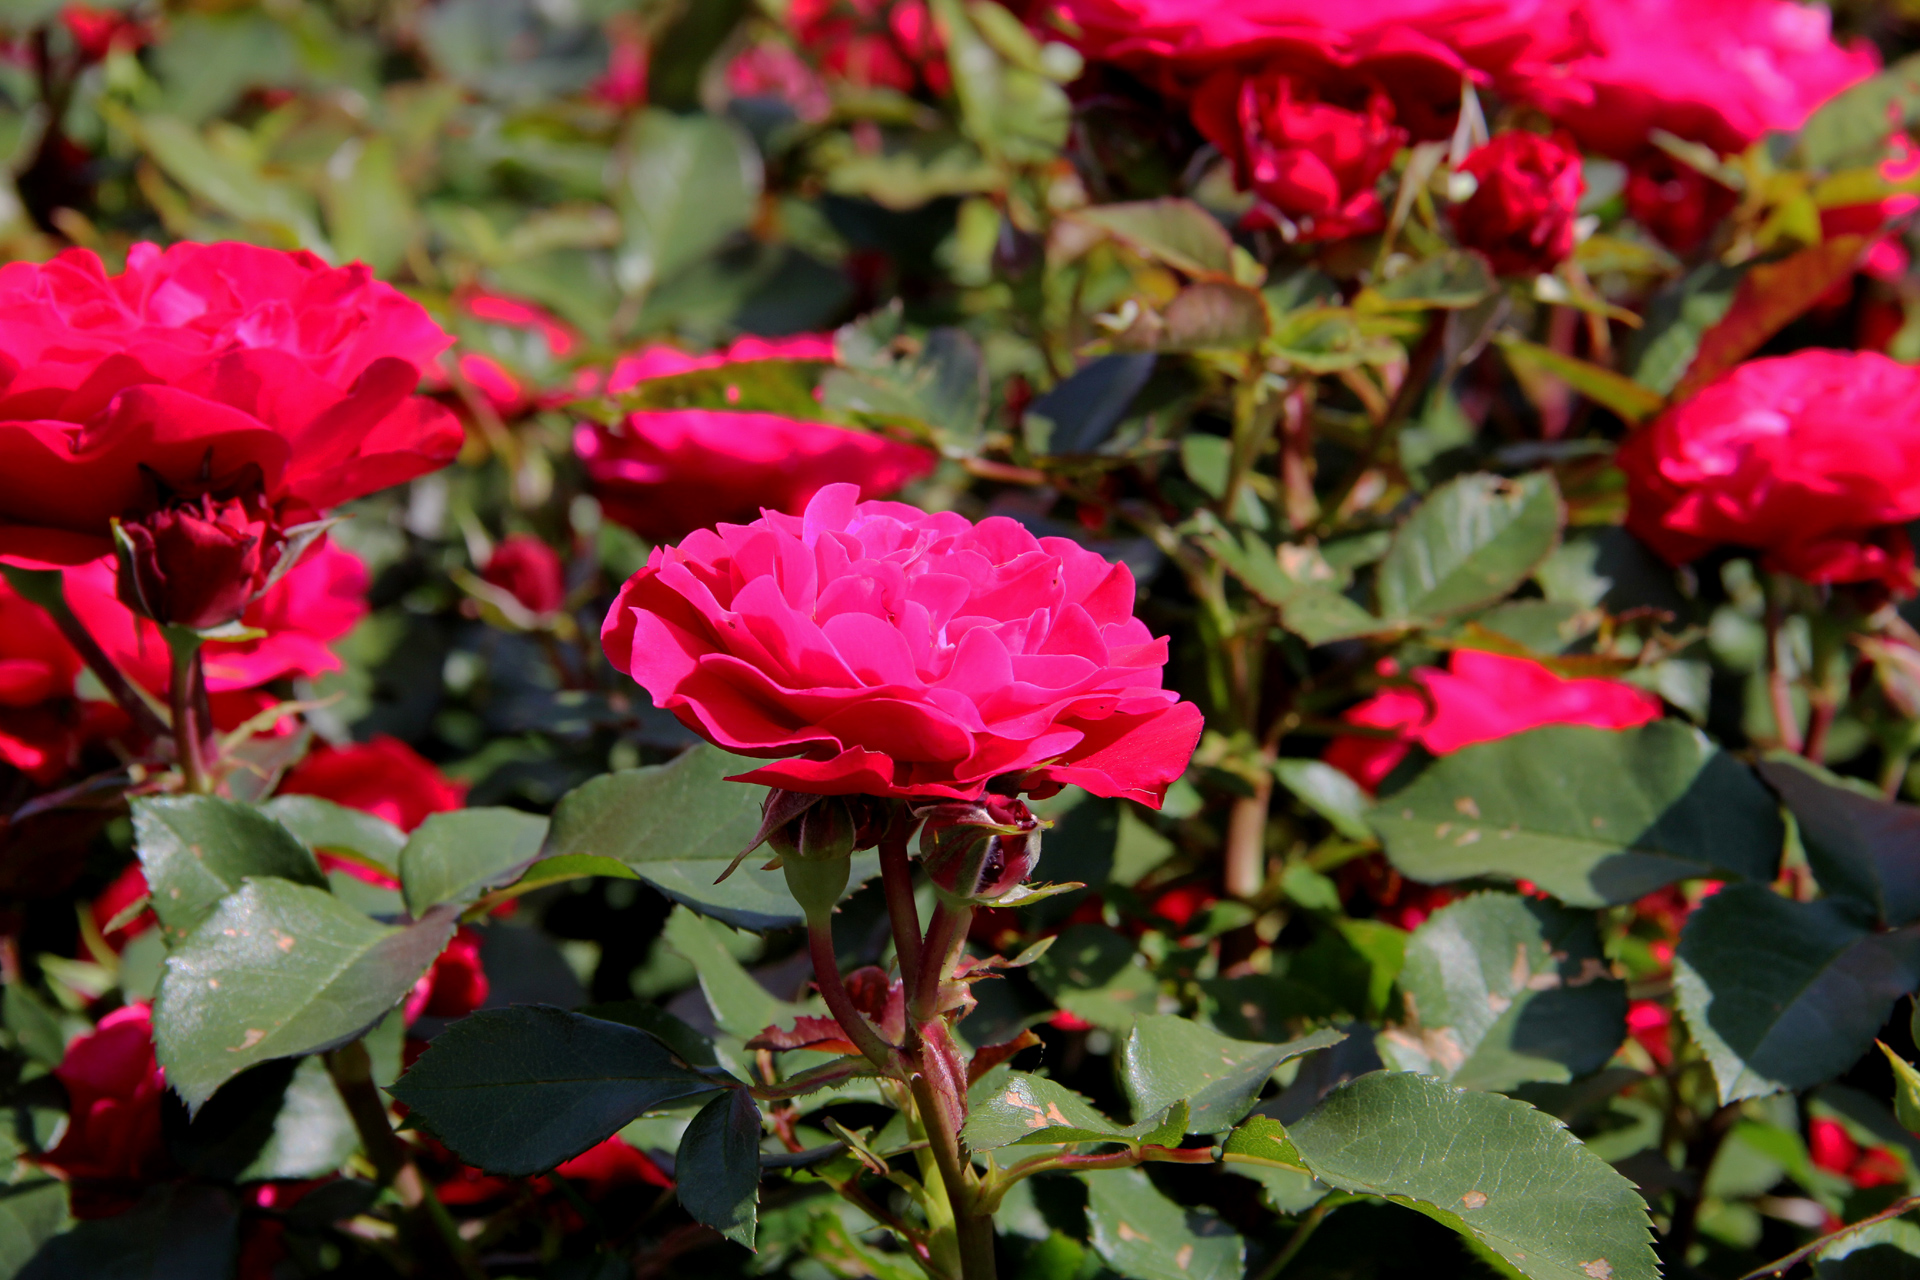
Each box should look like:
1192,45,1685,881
132,796,326,940
1375,472,1563,623
1083,1168,1245,1280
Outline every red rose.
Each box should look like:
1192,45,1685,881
1325,651,1663,791
406,927,490,1021
576,335,936,544
1539,0,1876,159
787,0,950,96
277,735,467,832
37,1003,171,1219
552,1136,674,1193
0,242,459,571
112,466,283,631
1623,149,1738,254
62,540,370,732
60,5,151,61
90,862,156,950
1191,69,1406,241
603,483,1204,805
482,534,568,618
0,575,121,784
1451,131,1584,276
1617,351,1920,593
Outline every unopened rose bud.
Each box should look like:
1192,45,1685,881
918,797,1041,904
482,534,567,617
113,466,283,631
771,797,860,922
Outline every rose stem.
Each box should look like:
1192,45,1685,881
166,632,211,794
911,1073,996,1280
1224,753,1275,899
912,902,972,1025
0,567,170,743
806,916,896,1069
1765,603,1804,754
877,814,924,1005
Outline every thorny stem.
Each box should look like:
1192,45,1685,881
879,819,925,1007
984,1144,1215,1210
1735,1192,1920,1280
808,916,898,1070
913,902,972,1025
1315,312,1450,536
912,1074,995,1280
166,632,210,794
0,566,170,744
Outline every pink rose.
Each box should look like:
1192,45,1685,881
1451,130,1585,276
576,335,936,544
1539,0,1877,158
1325,651,1664,791
1192,68,1406,240
36,1003,171,1219
1617,350,1920,592
0,242,459,570
277,735,468,832
602,484,1204,806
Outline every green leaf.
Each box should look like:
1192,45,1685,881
389,1005,724,1174
0,1182,68,1280
1676,885,1920,1103
1758,759,1920,927
1220,1113,1305,1169
601,359,824,420
964,1071,1186,1151
1494,335,1664,425
1273,759,1375,842
1200,529,1387,646
662,907,808,1040
153,880,459,1109
1799,51,1920,168
398,807,550,916
1627,261,1742,395
126,115,330,253
262,796,406,871
1372,721,1784,907
1376,472,1563,623
938,0,1070,165
1028,923,1161,1031
821,323,988,451
479,854,641,913
1816,1216,1920,1279
1160,282,1269,351
1285,1072,1657,1280
239,1055,360,1182
1121,1018,1344,1135
1672,238,1870,402
1378,893,1626,1092
1364,251,1497,311
616,110,759,295
1875,1043,1920,1137
1082,1167,1245,1280
676,1089,762,1249
17,1183,237,1280
321,134,414,276
1069,199,1234,278
544,745,873,931
133,796,326,941
3,983,66,1068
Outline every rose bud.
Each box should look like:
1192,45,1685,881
1451,130,1585,277
918,797,1042,905
113,467,283,632
770,796,859,922
482,534,567,618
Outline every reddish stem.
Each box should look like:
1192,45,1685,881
807,917,896,1070
878,818,924,1007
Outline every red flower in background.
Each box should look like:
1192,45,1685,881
1191,69,1407,241
483,534,568,617
1325,651,1664,791
36,1003,171,1219
278,735,467,832
1809,1118,1907,1188
787,0,950,96
61,540,370,733
60,5,151,61
0,576,122,784
1451,131,1584,276
0,242,458,571
90,862,155,950
1624,150,1739,255
435,290,580,421
1618,350,1920,593
576,334,936,544
603,483,1204,805
406,928,490,1021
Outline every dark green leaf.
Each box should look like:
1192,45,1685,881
1816,1217,1920,1279
676,1089,762,1249
18,1183,237,1280
1758,759,1920,927
645,0,749,109
1024,355,1156,455
239,1055,360,1181
1120,1018,1344,1134
153,880,459,1109
1676,885,1920,1103
1028,923,1160,1030
1069,199,1234,278
1082,1167,1245,1280
1379,893,1626,1092
1373,721,1784,906
389,1005,724,1174
3,984,66,1068
1284,1072,1658,1280
133,796,326,940
0,1182,67,1280
964,1071,1186,1151
821,326,987,450
544,745,874,931
662,906,808,1040
1200,529,1387,646
1627,261,1742,395
1376,472,1563,622
398,807,550,916
261,796,407,871
579,1001,719,1069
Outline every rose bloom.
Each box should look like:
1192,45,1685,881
1618,351,1920,593
0,577,123,784
1325,651,1664,791
1624,150,1739,254
0,241,458,571
787,0,950,96
576,334,937,544
406,927,490,1021
1541,0,1876,159
603,484,1204,805
1451,131,1584,276
62,540,370,732
483,534,568,617
37,1003,171,1219
277,735,468,832
1191,69,1407,240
